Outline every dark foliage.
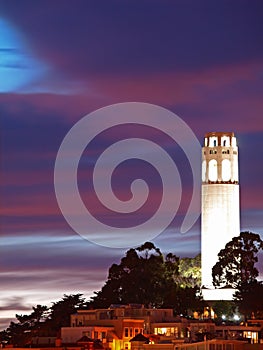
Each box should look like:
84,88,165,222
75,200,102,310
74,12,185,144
0,294,86,345
90,242,202,313
212,232,263,288
234,280,263,319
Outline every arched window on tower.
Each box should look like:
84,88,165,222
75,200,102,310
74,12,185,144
209,136,217,147
221,136,230,147
222,159,231,181
208,159,217,182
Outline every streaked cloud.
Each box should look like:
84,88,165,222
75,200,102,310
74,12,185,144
0,297,31,311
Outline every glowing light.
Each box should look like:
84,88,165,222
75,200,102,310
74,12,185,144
0,18,48,92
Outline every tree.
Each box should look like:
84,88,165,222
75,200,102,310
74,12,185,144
234,281,263,319
47,294,86,333
164,253,180,280
90,242,167,308
177,254,201,288
160,281,204,316
212,232,263,288
0,295,87,345
16,304,49,328
3,321,28,347
0,329,9,344
211,300,235,320
90,242,203,315
0,305,49,346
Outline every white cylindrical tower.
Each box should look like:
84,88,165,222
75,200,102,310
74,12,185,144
201,132,240,290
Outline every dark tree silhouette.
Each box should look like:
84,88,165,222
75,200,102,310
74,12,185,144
1,305,48,346
90,242,202,314
211,300,235,320
90,242,168,308
212,231,263,288
0,294,87,345
16,304,49,328
47,294,86,332
234,280,263,319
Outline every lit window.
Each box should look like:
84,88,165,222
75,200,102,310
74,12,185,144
157,328,167,335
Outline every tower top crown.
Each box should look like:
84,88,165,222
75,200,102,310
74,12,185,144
204,132,237,148
205,131,234,138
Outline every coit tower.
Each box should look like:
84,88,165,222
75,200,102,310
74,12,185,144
201,132,240,291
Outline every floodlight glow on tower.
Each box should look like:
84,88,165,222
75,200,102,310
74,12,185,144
201,132,240,299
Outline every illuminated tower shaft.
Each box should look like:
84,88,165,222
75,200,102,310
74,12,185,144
201,132,240,288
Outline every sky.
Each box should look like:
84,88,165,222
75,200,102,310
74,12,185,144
1,0,263,330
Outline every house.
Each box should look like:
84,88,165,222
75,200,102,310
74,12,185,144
62,317,144,350
61,305,263,350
